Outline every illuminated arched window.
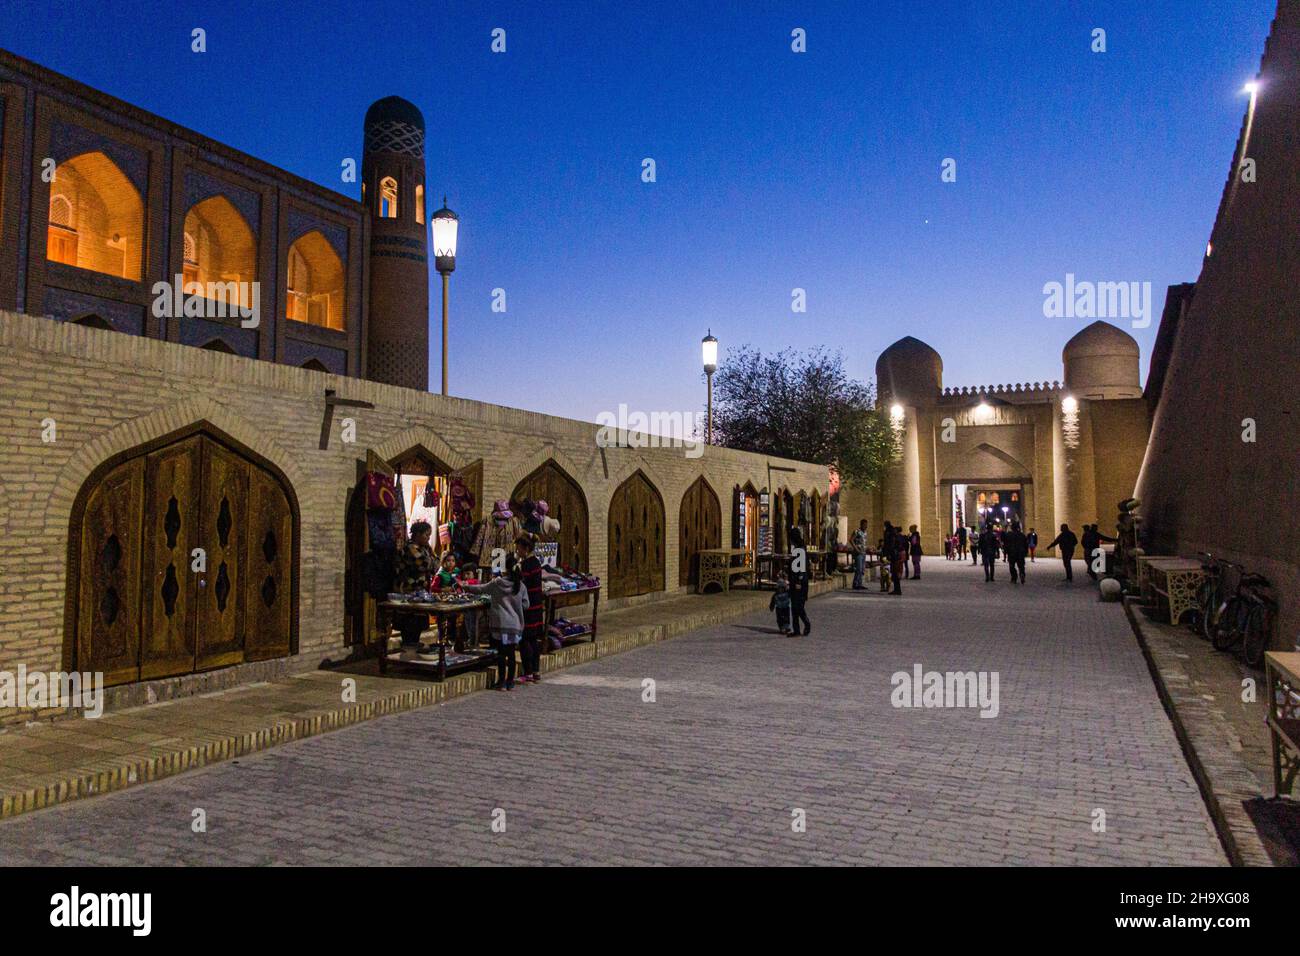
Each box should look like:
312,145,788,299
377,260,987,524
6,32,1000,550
46,152,144,280
379,176,398,219
182,195,256,309
415,185,424,224
286,231,345,331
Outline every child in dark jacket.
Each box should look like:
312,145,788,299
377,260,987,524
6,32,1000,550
770,574,792,635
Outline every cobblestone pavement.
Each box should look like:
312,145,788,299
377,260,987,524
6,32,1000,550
0,558,1225,865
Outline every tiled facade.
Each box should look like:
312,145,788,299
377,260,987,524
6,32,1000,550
0,49,368,377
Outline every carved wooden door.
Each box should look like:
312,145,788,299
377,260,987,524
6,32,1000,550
678,477,721,587
608,471,664,599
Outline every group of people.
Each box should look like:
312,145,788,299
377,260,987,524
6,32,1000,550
847,518,920,595
393,524,564,691
839,515,1116,591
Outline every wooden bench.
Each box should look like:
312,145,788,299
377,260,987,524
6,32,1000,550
1265,652,1300,797
697,548,755,593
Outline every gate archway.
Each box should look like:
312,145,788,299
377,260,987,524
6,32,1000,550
608,470,665,599
679,476,721,587
65,422,298,685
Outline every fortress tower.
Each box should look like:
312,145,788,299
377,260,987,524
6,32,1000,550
362,96,430,391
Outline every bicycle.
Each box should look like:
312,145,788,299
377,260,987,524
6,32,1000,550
1188,552,1229,641
1212,567,1276,667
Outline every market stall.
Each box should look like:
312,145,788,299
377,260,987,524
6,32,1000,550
376,594,493,681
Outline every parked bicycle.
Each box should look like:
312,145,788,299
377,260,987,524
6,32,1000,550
1188,552,1229,642
1211,566,1276,667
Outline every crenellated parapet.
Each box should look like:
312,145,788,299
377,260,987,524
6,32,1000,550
937,381,1063,402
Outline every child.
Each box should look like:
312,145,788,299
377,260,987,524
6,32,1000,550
462,556,529,690
769,573,792,635
433,552,464,650
513,534,564,683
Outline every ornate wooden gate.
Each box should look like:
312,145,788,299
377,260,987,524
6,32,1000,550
512,460,589,571
67,424,297,686
607,470,664,599
679,476,721,587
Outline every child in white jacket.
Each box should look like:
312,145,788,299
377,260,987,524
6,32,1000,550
462,558,529,690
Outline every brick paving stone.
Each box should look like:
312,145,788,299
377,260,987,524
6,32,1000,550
0,560,1225,865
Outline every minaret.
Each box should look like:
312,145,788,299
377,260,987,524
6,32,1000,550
362,96,430,391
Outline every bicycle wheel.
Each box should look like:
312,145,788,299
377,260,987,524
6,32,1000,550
1192,580,1215,639
1243,603,1271,668
1212,597,1242,651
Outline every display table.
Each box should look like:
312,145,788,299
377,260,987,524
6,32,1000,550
377,596,493,681
1143,557,1205,625
541,582,600,650
697,548,755,593
1265,652,1300,797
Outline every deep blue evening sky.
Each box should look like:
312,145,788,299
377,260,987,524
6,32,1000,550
0,1,1277,423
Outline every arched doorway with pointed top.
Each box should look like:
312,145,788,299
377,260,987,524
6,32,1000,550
65,422,299,686
607,470,665,599
511,459,589,572
679,476,721,588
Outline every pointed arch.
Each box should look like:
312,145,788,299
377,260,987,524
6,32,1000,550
45,151,144,280
511,458,590,572
182,194,257,308
608,469,666,599
286,230,345,330
372,425,470,474
64,420,299,683
679,475,721,587
46,398,312,544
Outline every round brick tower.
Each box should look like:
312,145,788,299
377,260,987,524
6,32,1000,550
362,96,430,391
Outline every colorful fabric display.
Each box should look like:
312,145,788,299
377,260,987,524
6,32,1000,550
365,472,397,511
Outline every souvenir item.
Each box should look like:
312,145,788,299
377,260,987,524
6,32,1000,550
366,472,397,511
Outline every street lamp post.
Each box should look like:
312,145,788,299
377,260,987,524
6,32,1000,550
431,198,459,396
702,330,718,444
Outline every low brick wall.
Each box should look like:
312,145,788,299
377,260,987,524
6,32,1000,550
0,310,828,726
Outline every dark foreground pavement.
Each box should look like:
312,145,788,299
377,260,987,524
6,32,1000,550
0,558,1224,865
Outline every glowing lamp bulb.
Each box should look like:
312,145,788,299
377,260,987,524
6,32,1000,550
1062,395,1079,414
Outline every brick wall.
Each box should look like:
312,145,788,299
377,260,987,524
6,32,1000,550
0,310,827,722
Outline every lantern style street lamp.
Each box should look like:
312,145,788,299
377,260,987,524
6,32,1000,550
432,198,459,396
702,330,718,444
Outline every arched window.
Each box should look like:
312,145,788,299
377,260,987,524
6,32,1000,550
46,151,144,280
182,195,257,309
73,313,112,331
379,176,398,219
286,231,346,331
415,184,424,224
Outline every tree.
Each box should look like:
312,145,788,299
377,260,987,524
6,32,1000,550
711,345,896,490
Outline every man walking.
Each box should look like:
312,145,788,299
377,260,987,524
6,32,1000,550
851,518,870,590
979,523,999,582
970,526,981,565
1046,523,1079,582
1027,527,1038,562
957,524,968,559
883,522,904,595
1003,521,1028,584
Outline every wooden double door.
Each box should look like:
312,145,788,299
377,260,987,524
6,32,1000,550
607,470,665,599
69,428,296,686
512,460,589,572
679,477,721,587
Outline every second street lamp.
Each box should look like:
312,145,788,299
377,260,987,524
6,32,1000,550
432,198,459,396
702,330,718,445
